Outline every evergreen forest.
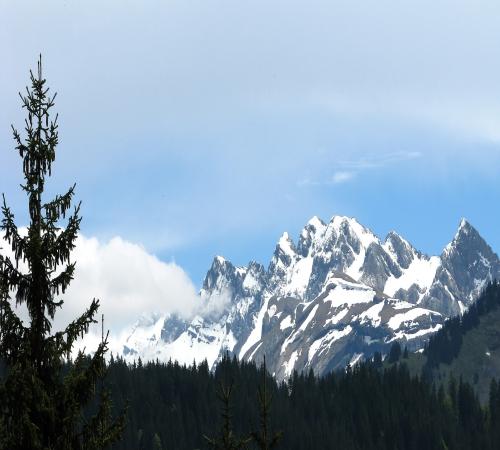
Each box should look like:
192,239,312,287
103,350,499,450
103,281,500,449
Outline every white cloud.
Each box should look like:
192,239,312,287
336,152,422,171
63,235,200,332
299,151,422,187
1,233,203,348
331,171,355,184
198,288,232,321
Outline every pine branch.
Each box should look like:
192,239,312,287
204,379,252,450
0,295,28,362
251,357,283,450
50,299,100,355
49,262,76,297
42,205,81,272
1,196,28,264
0,254,29,293
80,383,126,450
42,184,76,222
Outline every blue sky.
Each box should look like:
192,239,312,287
2,0,500,288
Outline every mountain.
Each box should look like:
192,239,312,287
119,216,500,380
386,281,500,403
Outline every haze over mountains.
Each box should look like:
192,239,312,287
119,215,500,379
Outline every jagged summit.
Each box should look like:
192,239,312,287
118,215,500,380
215,255,227,263
307,215,325,228
453,219,483,246
459,217,471,230
384,230,412,248
276,232,296,256
384,231,420,270
444,218,478,251
202,255,240,293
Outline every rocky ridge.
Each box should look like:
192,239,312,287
121,216,500,379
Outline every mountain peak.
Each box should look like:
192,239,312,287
385,230,401,246
268,232,297,277
327,215,379,250
277,232,296,255
384,230,415,253
458,218,472,233
435,218,500,307
214,255,228,265
459,217,469,228
330,215,357,227
307,215,326,228
386,230,402,240
451,218,480,246
383,231,417,269
202,255,238,292
297,216,327,256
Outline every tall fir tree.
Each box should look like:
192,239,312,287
0,57,124,449
251,357,282,450
204,380,251,450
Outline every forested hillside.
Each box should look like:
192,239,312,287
104,353,500,450
424,281,500,402
383,282,500,402
103,283,500,449
425,281,500,369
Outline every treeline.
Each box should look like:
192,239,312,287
103,353,500,450
425,281,500,368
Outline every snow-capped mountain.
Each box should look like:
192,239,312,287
119,216,500,379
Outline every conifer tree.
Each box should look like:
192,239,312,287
0,57,124,449
372,351,383,368
388,342,402,363
204,380,251,450
152,433,162,450
251,357,282,450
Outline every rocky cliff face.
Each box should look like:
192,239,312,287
119,216,500,379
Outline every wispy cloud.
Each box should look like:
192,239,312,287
337,151,422,170
300,151,422,187
331,171,356,184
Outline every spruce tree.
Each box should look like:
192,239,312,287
388,342,402,363
0,57,124,449
152,433,162,450
251,357,282,450
204,380,251,450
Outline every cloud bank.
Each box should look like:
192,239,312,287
1,233,203,346
65,235,200,330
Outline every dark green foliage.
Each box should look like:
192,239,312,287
0,57,124,449
251,357,282,450
489,378,500,447
204,379,252,450
387,341,402,363
372,351,383,368
151,433,162,450
425,281,500,369
101,353,500,450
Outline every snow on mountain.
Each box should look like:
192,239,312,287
382,231,440,300
421,218,500,316
117,216,500,379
